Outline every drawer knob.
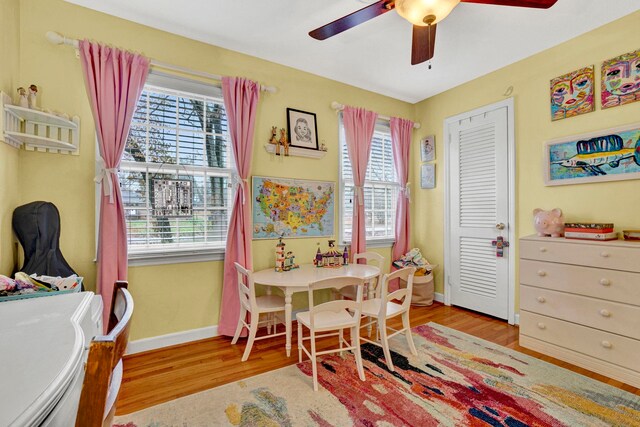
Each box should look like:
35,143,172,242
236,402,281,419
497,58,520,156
601,340,612,349
537,296,546,303
539,247,547,253
537,270,547,277
537,322,546,330
600,251,610,258
599,309,611,318
599,278,611,286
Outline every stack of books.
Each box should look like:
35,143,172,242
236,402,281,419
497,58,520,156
564,223,618,241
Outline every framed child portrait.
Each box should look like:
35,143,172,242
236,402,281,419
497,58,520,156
420,135,435,162
287,108,319,150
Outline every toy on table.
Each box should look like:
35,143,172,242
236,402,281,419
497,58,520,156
275,238,298,272
314,240,349,268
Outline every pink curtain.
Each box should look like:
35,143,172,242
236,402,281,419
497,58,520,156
218,77,260,337
390,117,414,264
343,106,378,258
79,40,149,331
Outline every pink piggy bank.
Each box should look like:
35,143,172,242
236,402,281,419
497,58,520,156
533,208,564,237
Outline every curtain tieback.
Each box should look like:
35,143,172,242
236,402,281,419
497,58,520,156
231,174,249,204
400,182,411,202
353,185,365,205
353,185,365,217
94,158,118,204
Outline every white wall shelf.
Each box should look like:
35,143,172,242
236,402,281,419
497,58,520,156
1,92,80,155
263,144,326,159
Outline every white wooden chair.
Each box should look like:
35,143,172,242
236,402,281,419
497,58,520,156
76,281,133,427
360,267,418,372
337,252,384,300
296,276,366,391
231,262,286,361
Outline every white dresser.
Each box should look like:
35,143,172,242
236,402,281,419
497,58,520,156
519,235,640,388
0,292,103,426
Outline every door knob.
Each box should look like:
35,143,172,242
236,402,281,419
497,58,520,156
496,223,506,230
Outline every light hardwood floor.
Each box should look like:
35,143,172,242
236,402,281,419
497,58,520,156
116,302,640,415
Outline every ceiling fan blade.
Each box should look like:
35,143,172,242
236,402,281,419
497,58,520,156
411,24,437,65
309,0,395,40
460,0,557,8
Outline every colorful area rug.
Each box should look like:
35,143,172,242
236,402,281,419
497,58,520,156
113,322,640,426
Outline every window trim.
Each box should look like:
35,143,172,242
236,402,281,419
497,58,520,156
338,116,398,248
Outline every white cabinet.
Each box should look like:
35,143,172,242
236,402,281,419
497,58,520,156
519,235,640,388
1,91,80,154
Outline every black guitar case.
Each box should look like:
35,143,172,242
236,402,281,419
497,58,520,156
12,201,78,281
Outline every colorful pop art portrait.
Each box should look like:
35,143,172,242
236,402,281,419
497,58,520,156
601,48,640,109
550,66,595,121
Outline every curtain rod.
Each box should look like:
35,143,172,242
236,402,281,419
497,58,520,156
45,31,277,94
331,101,421,129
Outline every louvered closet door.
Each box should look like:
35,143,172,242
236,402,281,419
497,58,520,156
449,106,509,319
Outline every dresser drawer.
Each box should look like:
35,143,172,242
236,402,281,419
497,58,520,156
520,239,640,272
521,285,640,340
520,311,640,372
520,259,640,306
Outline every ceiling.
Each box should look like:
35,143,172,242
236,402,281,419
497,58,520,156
63,0,640,103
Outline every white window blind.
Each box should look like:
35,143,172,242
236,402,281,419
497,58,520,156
117,74,234,259
340,119,398,244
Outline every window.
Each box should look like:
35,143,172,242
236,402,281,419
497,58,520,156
340,119,398,245
116,72,234,263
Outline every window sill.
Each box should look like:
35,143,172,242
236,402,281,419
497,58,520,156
341,239,395,249
128,247,226,267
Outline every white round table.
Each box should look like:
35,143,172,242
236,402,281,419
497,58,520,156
253,263,380,356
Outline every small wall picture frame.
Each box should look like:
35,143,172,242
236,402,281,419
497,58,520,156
287,108,319,151
420,135,435,162
152,179,193,217
421,164,435,189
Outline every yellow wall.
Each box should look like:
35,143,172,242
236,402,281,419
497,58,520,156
0,0,21,275
15,0,412,340
412,11,640,297
10,0,639,341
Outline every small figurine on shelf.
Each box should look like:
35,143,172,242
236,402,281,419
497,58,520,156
279,128,289,156
320,142,328,152
17,87,28,108
268,126,279,155
28,84,38,110
275,237,285,272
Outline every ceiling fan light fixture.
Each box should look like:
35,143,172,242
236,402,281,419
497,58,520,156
395,0,460,26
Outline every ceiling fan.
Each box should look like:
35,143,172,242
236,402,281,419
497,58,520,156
309,0,558,66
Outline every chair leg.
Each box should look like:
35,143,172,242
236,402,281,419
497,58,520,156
378,320,395,372
297,322,303,363
241,313,259,362
403,311,418,355
231,307,246,345
267,313,273,334
339,328,344,356
352,326,365,381
310,331,319,391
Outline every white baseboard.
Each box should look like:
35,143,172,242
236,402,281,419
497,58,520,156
514,313,520,325
127,325,219,355
434,292,444,303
